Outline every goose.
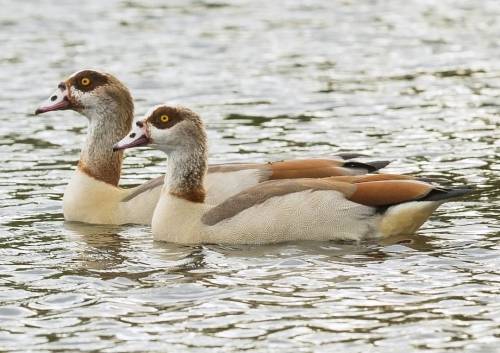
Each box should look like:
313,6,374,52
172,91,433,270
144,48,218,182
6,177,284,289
35,70,390,225
113,104,472,244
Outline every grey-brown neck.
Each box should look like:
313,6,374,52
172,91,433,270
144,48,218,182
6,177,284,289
78,94,133,186
164,127,208,203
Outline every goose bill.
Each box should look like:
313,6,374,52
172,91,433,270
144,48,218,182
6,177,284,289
113,124,150,151
35,84,71,114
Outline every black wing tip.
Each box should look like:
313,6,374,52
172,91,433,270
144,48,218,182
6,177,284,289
343,160,391,172
334,152,368,160
375,186,474,214
422,186,475,202
415,176,448,184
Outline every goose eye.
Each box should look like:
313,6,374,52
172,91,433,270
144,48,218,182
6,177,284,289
160,115,169,123
81,77,91,86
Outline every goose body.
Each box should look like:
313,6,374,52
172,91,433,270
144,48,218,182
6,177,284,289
150,184,440,244
63,157,387,225
36,70,390,225
115,105,472,244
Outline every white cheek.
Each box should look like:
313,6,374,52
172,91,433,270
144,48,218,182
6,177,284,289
70,86,114,118
70,87,99,108
150,128,177,151
70,86,83,102
150,128,168,143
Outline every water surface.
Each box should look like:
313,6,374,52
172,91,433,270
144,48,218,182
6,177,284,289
0,0,499,352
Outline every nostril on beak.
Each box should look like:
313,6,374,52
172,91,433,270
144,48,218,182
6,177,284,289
136,121,144,127
50,95,57,102
130,133,136,138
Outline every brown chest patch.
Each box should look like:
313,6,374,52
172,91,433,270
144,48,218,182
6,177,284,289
78,156,121,187
170,187,206,203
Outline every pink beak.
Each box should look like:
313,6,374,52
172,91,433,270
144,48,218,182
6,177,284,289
35,82,71,114
113,120,150,151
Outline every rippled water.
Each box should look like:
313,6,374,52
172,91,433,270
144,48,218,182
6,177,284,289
0,0,499,351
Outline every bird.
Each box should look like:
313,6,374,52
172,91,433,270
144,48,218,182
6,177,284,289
35,70,390,225
113,104,473,244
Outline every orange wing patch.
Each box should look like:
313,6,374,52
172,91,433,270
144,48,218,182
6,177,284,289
269,159,350,179
348,180,432,207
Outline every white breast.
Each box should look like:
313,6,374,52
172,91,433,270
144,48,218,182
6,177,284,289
63,170,125,224
63,169,161,225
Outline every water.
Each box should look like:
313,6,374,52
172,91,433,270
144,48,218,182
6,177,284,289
0,0,499,351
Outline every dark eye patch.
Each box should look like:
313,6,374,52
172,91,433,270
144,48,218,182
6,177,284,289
70,70,109,92
149,107,183,129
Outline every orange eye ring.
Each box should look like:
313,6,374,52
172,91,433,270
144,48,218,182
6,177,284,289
81,77,91,86
160,115,169,123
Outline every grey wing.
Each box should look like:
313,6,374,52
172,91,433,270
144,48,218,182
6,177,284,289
121,175,164,202
201,179,353,226
207,162,266,173
121,163,266,203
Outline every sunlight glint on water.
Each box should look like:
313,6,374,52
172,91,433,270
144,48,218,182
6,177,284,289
0,0,499,352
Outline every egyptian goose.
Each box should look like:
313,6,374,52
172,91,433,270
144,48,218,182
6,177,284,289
114,105,472,244
35,70,390,225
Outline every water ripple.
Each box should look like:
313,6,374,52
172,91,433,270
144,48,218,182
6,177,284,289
0,0,499,352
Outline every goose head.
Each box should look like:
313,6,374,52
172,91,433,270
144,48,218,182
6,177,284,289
35,69,133,124
113,104,206,155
